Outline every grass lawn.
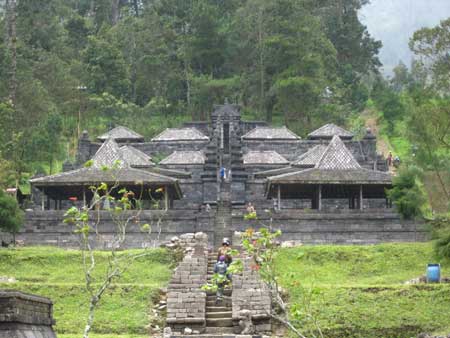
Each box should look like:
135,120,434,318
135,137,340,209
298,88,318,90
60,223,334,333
0,247,172,336
277,243,450,338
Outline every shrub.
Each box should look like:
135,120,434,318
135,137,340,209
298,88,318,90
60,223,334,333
429,213,450,260
0,189,24,235
387,166,427,219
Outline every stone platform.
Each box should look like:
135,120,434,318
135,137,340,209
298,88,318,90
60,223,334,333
11,208,427,249
0,290,57,338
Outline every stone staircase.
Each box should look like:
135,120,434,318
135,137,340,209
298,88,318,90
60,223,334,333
204,252,234,335
214,182,232,248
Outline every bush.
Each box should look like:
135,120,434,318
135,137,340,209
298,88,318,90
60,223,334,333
387,166,427,219
0,189,24,235
429,214,450,260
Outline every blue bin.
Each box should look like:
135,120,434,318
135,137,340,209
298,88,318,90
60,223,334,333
427,264,441,283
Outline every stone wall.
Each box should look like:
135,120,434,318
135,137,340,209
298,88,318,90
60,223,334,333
17,210,215,249
166,233,208,334
17,207,427,248
231,209,427,244
232,258,272,334
0,291,56,338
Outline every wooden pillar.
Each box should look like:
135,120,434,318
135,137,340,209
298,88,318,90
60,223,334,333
277,184,281,211
82,186,86,207
359,184,363,211
164,186,169,211
54,199,57,210
318,184,322,211
41,189,45,211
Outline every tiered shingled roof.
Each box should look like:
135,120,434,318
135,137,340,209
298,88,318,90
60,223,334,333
267,136,391,185
31,138,181,197
91,138,126,169
211,103,241,117
292,145,327,168
30,167,179,187
242,127,300,140
308,123,353,140
97,126,144,142
243,151,289,165
120,145,154,168
160,151,206,165
151,128,209,142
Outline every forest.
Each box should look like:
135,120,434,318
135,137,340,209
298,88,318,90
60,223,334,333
0,0,448,213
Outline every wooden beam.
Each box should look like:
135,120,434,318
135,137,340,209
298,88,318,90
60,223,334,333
318,184,322,211
277,184,281,211
359,185,363,211
41,189,45,211
164,186,169,211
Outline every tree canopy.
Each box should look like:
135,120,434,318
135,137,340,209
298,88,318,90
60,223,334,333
0,0,381,186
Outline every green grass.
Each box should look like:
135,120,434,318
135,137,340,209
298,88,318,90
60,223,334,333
0,247,172,336
277,243,450,337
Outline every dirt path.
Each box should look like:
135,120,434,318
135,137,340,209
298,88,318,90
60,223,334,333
361,109,396,175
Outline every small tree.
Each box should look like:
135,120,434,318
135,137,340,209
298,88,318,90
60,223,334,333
387,165,428,219
241,226,323,338
64,162,167,338
0,189,24,242
428,213,450,260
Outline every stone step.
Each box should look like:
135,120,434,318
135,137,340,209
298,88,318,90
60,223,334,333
206,318,234,327
205,306,229,312
206,311,232,319
204,326,235,334
206,299,231,307
206,290,231,297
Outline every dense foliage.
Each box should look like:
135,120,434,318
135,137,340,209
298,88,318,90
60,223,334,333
387,166,427,219
0,0,380,186
369,18,450,214
0,189,23,235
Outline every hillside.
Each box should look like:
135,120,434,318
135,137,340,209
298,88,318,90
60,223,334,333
1,244,449,337
0,247,172,337
277,243,450,337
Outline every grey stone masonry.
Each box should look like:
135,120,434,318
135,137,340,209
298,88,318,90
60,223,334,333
0,291,57,338
19,210,215,249
167,233,209,334
232,258,272,334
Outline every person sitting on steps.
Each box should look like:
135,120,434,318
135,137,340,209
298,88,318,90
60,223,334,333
217,238,232,266
214,255,229,303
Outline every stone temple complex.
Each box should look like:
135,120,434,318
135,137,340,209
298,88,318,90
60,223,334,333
19,103,425,247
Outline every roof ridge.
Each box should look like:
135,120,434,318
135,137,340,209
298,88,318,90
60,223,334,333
315,135,361,170
98,125,144,140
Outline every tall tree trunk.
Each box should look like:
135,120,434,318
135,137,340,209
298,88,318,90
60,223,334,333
9,0,17,108
130,33,137,103
111,0,120,25
258,6,266,121
133,0,139,17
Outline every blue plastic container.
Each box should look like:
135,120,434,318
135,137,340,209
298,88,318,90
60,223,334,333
427,263,441,283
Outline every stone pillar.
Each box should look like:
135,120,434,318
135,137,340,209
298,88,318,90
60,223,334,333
76,130,92,166
0,291,57,338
